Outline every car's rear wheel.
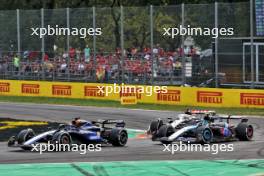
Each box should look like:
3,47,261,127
110,128,128,147
235,123,254,141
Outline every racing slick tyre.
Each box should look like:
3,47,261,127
52,131,72,149
149,119,163,133
149,119,164,141
235,123,253,141
17,128,35,145
157,125,175,144
196,126,213,144
7,136,16,147
109,128,128,147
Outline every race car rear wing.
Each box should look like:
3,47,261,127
212,115,248,123
93,119,126,128
191,110,216,115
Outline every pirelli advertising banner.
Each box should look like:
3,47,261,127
0,80,263,108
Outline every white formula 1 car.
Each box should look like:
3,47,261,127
147,110,216,142
148,110,253,144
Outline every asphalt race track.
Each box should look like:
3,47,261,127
0,102,263,164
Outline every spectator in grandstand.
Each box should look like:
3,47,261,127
131,47,137,57
190,46,196,56
126,48,132,58
62,52,68,59
69,47,76,59
177,47,184,57
43,59,54,76
184,46,190,56
13,54,20,74
153,44,158,55
23,51,29,59
44,53,49,61
77,60,85,75
96,66,105,82
173,59,182,76
84,45,91,62
32,61,41,75
0,60,5,74
76,48,81,61
59,59,67,74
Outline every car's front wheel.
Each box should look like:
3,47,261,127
17,128,35,145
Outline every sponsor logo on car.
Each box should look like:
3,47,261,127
197,91,222,104
0,82,10,92
240,93,264,106
52,85,71,96
22,84,40,94
84,86,105,97
157,90,181,102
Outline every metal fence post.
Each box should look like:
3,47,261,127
250,0,254,88
66,7,70,81
41,8,45,80
93,6,97,82
120,6,124,83
215,2,219,88
66,8,70,53
181,3,186,86
16,9,21,56
150,5,154,85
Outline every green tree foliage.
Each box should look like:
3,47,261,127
0,0,250,53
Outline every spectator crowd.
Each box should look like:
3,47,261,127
0,44,199,83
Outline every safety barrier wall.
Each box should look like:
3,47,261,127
0,80,263,108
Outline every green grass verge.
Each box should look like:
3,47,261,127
0,95,263,116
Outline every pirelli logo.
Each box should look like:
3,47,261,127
0,82,10,92
52,85,71,96
120,96,137,105
84,86,105,97
22,84,40,94
197,91,223,104
157,90,180,102
240,93,264,106
120,88,142,99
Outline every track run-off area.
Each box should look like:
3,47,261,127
0,102,263,176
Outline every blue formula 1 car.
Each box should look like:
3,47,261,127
7,118,128,150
